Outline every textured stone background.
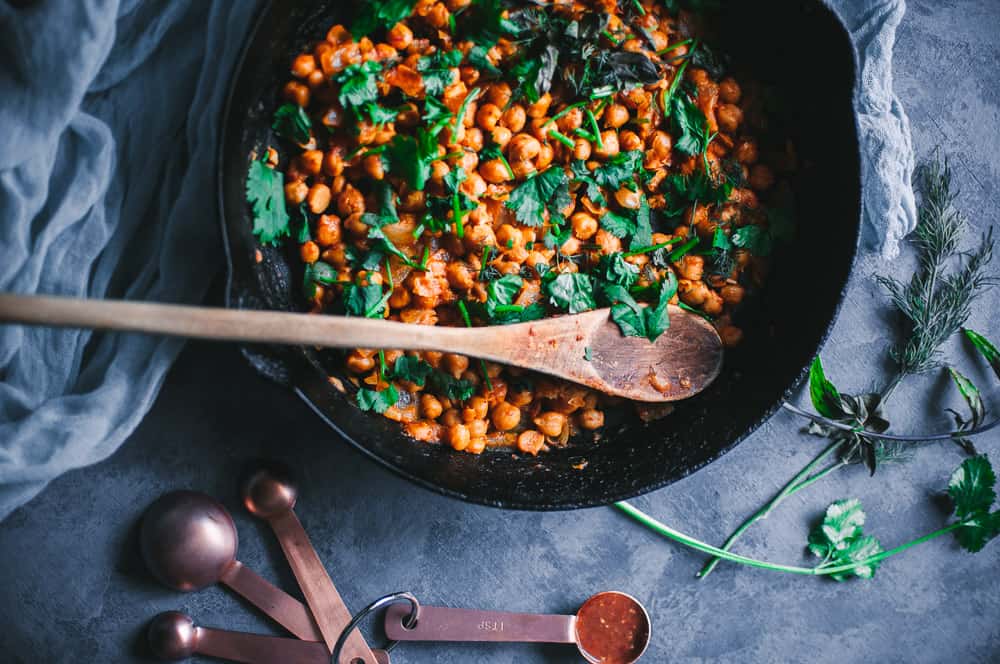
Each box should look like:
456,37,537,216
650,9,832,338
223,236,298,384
1,1,999,662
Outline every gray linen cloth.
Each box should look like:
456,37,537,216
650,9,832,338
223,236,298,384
0,0,916,521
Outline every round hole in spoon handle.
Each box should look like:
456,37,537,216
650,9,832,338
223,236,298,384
139,491,322,642
241,463,380,664
385,591,651,664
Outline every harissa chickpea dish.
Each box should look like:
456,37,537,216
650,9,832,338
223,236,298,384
245,0,795,456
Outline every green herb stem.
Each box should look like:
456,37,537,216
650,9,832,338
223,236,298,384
548,129,576,149
656,38,693,56
624,238,682,258
660,57,690,115
451,88,482,144
586,109,604,150
546,102,588,127
601,30,621,46
630,0,646,15
667,236,699,262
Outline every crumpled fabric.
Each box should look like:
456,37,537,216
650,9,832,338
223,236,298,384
0,0,916,521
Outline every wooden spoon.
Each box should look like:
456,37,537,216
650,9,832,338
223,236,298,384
0,293,722,402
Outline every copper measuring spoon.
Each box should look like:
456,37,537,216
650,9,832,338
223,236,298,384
242,464,379,664
384,591,651,664
140,491,322,642
148,611,390,664
0,293,722,402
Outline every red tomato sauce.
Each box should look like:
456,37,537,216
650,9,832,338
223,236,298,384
575,592,650,663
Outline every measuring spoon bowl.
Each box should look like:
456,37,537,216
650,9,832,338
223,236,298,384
385,591,651,664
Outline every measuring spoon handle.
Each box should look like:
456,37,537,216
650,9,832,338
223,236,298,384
219,560,323,642
195,626,329,664
384,604,576,644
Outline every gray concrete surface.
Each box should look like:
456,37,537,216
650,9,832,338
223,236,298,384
1,1,999,662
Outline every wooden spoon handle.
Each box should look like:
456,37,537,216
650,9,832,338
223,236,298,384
0,292,466,352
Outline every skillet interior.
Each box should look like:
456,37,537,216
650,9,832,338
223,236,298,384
219,0,861,509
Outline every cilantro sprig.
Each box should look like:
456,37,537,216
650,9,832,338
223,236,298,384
272,103,312,144
506,167,571,227
246,157,290,246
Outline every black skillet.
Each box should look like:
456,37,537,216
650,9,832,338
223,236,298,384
218,0,861,510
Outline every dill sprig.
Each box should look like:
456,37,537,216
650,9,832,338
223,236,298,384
877,158,996,386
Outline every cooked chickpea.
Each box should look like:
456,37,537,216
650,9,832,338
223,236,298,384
571,212,599,240
480,158,512,184
387,22,413,50
496,224,523,248
649,131,672,160
491,126,513,149
614,186,642,210
291,54,316,78
314,214,341,247
749,164,775,191
487,82,513,108
526,93,552,118
594,228,622,254
517,430,545,455
720,283,745,305
508,134,542,162
717,104,743,134
536,144,555,170
490,402,519,431
593,130,620,159
702,290,725,316
336,186,365,216
508,386,533,407
299,241,319,264
578,409,605,430
462,127,484,151
467,436,487,454
443,353,470,378
734,138,759,165
533,411,567,438
719,77,742,104
676,254,705,281
420,393,443,419
463,396,489,422
445,262,475,290
572,138,592,161
556,107,584,133
362,153,385,180
501,105,527,133
475,103,502,132
619,130,642,152
299,150,323,175
447,423,471,451
719,325,744,347
603,103,629,129
388,286,411,309
346,351,375,374
282,81,310,107
467,418,488,438
284,180,308,205
440,408,461,427
425,2,450,29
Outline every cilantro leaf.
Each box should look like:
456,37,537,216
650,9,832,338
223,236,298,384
343,282,388,318
272,103,312,144
506,167,570,227
807,499,884,581
246,158,290,246
391,355,435,386
362,102,398,127
601,274,677,342
472,275,547,324
429,372,476,402
356,384,399,414
352,0,417,38
949,456,1000,552
600,210,635,239
423,96,453,125
302,261,339,299
384,127,439,191
732,225,773,256
597,253,640,288
808,356,844,419
546,272,595,314
963,328,1000,381
418,50,463,97
296,202,311,243
671,94,709,156
599,196,652,251
571,151,646,207
335,61,383,110
662,170,734,209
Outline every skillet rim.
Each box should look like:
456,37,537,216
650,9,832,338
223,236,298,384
217,0,864,510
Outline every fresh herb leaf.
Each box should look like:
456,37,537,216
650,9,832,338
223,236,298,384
949,368,985,429
428,371,476,402
343,282,389,318
352,0,416,38
272,103,312,144
423,96,453,126
546,272,596,314
362,102,398,127
949,455,1000,552
384,128,439,191
506,167,570,227
418,49,463,97
600,196,652,251
356,384,400,414
302,261,339,299
809,356,844,419
584,346,592,361
391,355,435,386
671,94,709,156
662,170,733,209
296,203,312,243
807,499,884,581
246,158,290,246
473,274,547,324
601,273,676,342
335,61,383,111
731,225,772,256
963,328,1000,381
598,252,640,288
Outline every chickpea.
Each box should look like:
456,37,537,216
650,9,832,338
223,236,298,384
284,180,308,205
323,150,345,176
425,2,450,29
495,224,523,248
467,418,488,438
463,396,489,422
594,228,622,254
388,286,411,309
533,411,567,438
703,290,725,316
508,386,533,407
361,153,385,180
491,402,521,431
346,351,375,374
440,408,461,427
578,408,605,430
445,262,475,290
649,131,672,160
480,158,512,184
291,54,317,78
326,24,350,44
420,393,444,419
313,214,341,247
719,325,744,347
719,77,742,104
464,223,496,250
571,212,599,240
475,103,503,132
387,22,413,50
720,283,745,305
462,172,487,198
614,186,642,210
734,139,759,165
517,430,545,455
507,134,541,162
491,126,513,149
467,436,487,454
462,127,484,152
336,186,365,216
717,104,743,134
282,81,310,107
501,105,527,133
444,353,470,378
487,82,513,109
676,254,705,281
619,130,642,152
603,104,630,129
405,420,438,442
460,370,480,387
678,279,709,306
529,116,552,142
398,188,426,212
447,423,471,451
526,92,552,118
536,144,555,170
593,130,620,159
749,164,775,191
572,137,592,161
556,107,584,133
344,212,369,238
307,69,325,88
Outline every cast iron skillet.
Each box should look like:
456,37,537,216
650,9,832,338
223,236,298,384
219,1,861,510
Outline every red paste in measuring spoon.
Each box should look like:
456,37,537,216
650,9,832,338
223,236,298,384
575,592,651,664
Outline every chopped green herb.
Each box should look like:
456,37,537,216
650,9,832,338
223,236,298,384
731,225,773,256
356,384,400,414
584,346,593,361
334,61,383,111
246,158,290,246
391,355,435,386
352,0,417,37
384,127,439,191
272,103,312,144
546,272,596,314
506,167,571,227
418,50,463,97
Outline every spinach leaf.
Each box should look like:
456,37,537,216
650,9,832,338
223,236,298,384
506,167,571,227
546,272,596,314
